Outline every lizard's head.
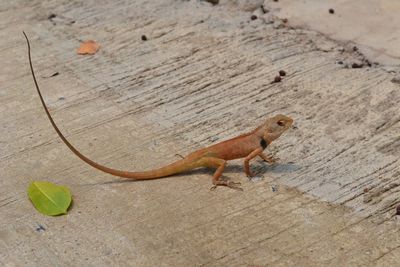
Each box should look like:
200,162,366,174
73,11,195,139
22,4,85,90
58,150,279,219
262,114,293,144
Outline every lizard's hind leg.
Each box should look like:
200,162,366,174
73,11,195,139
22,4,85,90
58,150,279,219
199,157,242,191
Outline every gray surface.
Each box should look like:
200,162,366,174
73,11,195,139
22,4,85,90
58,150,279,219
1,0,400,266
271,0,400,66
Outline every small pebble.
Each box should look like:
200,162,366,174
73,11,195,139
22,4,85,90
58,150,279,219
329,8,335,14
352,63,363,68
396,205,400,216
204,0,219,4
36,224,46,232
272,75,282,83
260,5,269,14
141,35,147,41
279,70,286,76
251,15,258,20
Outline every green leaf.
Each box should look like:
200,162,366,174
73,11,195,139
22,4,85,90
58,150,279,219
28,181,72,216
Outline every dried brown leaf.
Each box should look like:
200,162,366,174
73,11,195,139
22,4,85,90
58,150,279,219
77,40,100,55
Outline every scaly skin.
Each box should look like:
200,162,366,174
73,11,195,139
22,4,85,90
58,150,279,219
24,32,293,190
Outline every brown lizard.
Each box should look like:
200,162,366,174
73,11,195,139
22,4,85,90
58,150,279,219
23,32,293,190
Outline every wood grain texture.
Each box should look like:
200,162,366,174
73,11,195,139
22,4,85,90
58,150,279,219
1,0,400,266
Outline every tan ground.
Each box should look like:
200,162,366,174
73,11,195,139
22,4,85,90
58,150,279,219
270,0,400,66
1,0,400,266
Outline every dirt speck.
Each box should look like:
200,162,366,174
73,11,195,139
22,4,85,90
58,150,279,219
48,14,57,20
35,224,46,232
261,5,269,14
351,63,363,68
271,75,282,84
42,72,59,79
203,0,219,5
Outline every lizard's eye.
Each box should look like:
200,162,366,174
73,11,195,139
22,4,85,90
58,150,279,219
277,120,285,126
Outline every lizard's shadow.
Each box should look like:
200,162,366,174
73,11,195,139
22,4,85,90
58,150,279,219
91,161,299,186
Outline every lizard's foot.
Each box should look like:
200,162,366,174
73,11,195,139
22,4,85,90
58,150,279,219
264,156,279,164
210,180,243,191
245,170,256,178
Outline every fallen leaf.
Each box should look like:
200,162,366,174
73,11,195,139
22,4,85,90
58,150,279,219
77,40,100,55
28,181,72,216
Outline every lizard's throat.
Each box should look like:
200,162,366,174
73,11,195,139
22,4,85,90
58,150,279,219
260,137,268,149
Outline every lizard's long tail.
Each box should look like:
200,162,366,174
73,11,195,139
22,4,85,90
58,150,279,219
23,32,195,180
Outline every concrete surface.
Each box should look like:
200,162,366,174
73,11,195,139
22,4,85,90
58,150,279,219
1,0,400,266
267,0,400,66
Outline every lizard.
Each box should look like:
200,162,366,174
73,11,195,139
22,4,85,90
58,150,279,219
23,32,293,190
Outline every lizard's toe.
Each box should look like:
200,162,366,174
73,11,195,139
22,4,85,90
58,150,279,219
226,181,243,191
210,180,243,191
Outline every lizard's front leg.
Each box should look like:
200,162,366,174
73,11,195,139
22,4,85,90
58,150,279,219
244,148,263,177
